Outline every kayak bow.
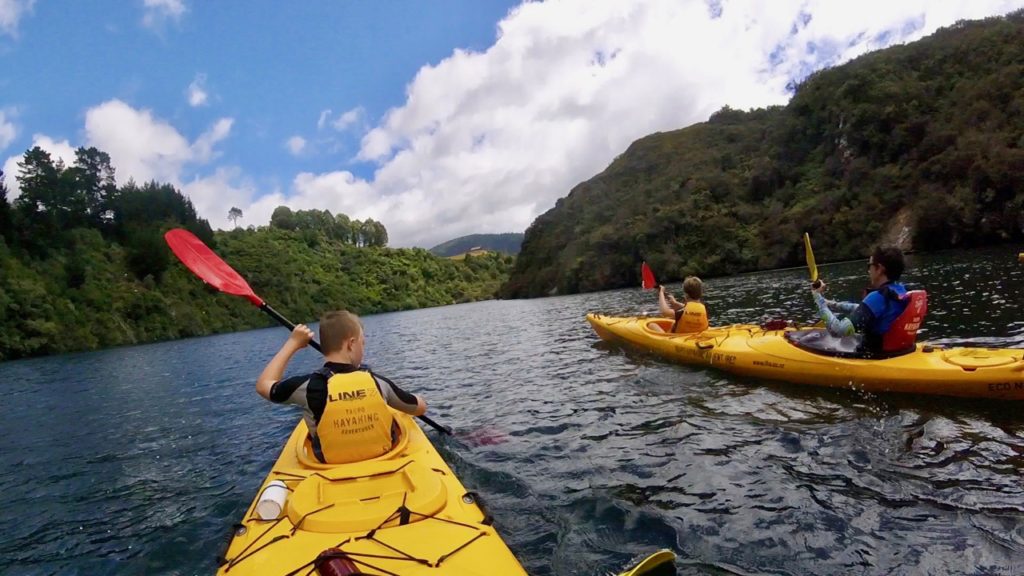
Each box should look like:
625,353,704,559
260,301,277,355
217,414,527,575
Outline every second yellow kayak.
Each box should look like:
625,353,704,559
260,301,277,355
587,314,1024,400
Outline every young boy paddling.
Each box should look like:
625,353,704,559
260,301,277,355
652,276,709,333
256,310,427,464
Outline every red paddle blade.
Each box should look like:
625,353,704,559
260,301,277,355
641,261,657,290
164,229,264,306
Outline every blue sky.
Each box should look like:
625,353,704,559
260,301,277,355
2,0,1023,247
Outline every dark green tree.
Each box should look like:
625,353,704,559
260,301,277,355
0,169,11,241
72,147,117,228
270,205,297,230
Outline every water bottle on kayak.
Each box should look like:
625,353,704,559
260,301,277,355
256,480,288,519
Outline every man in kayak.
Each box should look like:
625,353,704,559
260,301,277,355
256,310,428,464
810,245,916,354
652,276,709,333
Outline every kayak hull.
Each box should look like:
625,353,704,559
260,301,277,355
216,414,527,575
587,314,1024,400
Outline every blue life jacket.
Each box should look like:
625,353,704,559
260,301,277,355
862,282,908,336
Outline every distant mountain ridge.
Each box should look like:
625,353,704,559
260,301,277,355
429,233,524,256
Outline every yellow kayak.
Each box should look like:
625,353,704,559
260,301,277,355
587,314,1024,400
618,549,675,575
216,412,527,575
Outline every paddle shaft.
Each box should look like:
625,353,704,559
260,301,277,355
260,303,322,354
259,303,451,436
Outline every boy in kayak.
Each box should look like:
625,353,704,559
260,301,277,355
256,310,428,464
810,245,917,354
653,276,709,333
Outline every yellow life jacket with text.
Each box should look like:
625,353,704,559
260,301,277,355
673,301,708,334
316,371,395,464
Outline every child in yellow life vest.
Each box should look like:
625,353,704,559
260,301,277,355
255,310,428,464
655,276,709,333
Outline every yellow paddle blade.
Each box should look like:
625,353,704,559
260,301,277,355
617,549,676,576
803,232,818,282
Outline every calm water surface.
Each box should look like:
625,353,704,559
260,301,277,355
1,246,1023,575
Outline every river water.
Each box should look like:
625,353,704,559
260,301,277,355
1,246,1023,575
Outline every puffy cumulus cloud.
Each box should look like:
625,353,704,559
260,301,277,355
289,170,380,218
285,136,307,156
142,0,186,29
0,0,34,37
3,134,76,199
187,73,209,107
181,167,268,229
82,99,230,184
3,99,244,226
0,108,16,150
327,0,1024,246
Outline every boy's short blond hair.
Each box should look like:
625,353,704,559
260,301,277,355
319,310,362,353
682,276,703,300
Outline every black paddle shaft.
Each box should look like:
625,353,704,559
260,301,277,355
260,303,323,354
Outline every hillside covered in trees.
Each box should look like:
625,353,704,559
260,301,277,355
501,11,1024,298
0,150,513,361
429,233,525,257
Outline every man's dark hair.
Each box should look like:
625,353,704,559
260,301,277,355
871,245,905,281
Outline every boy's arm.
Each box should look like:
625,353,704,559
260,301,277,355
658,287,676,318
372,372,428,416
256,324,314,399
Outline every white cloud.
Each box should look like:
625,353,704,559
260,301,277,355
317,109,332,131
1,99,243,226
316,107,365,134
181,167,266,229
285,136,307,156
332,107,365,132
3,99,243,225
326,0,1024,246
187,73,209,107
290,170,379,218
0,108,16,150
0,0,34,37
7,0,1024,245
142,0,186,29
191,117,233,163
83,99,190,184
2,134,76,199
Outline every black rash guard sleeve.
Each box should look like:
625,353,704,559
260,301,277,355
370,372,420,413
270,373,328,420
269,375,309,403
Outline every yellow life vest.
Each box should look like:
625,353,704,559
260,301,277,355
315,371,395,464
673,301,709,333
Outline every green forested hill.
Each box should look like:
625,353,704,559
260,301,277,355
0,227,512,361
0,152,513,361
501,11,1024,298
429,233,524,256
